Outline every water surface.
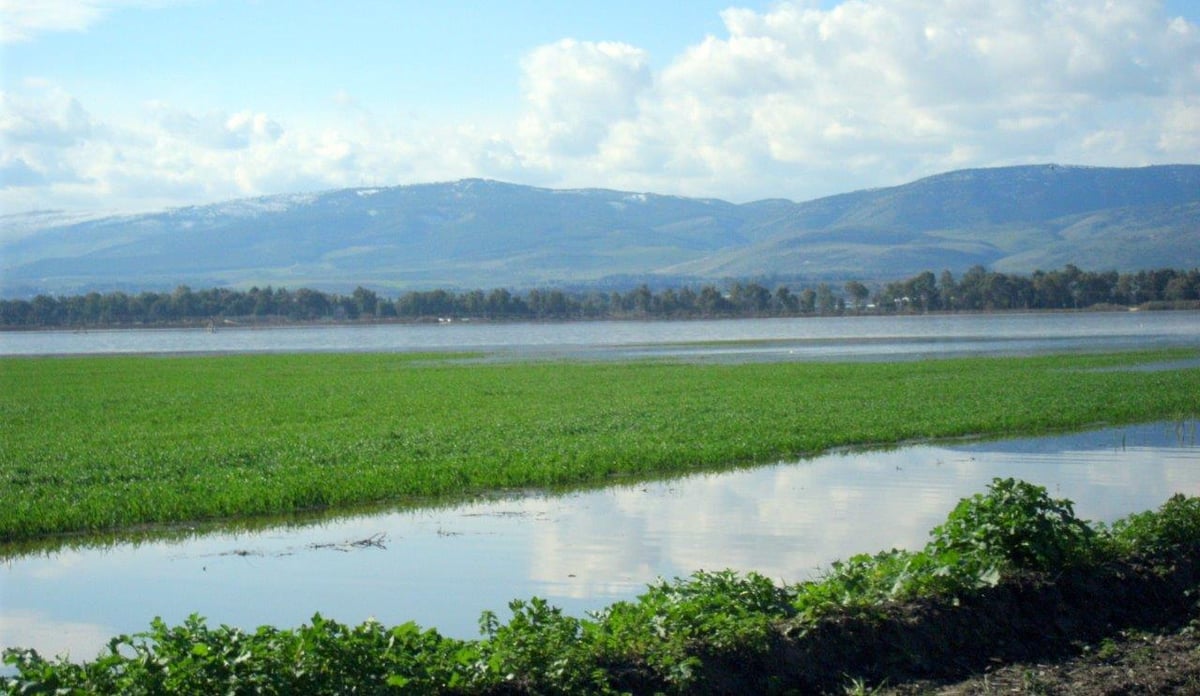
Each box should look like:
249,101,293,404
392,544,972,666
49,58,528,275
3,311,1198,360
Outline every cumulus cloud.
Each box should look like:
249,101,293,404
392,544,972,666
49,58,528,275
517,0,1199,200
1,82,94,147
148,103,283,150
517,39,652,157
0,82,98,196
3,0,1197,214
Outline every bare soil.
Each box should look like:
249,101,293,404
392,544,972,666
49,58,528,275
883,620,1200,695
684,545,1200,695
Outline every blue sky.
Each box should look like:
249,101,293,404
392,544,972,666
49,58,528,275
2,0,1198,217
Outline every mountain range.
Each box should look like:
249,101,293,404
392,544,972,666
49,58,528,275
2,164,1197,296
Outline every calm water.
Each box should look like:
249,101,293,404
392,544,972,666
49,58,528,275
2,421,1197,662
2,311,1199,360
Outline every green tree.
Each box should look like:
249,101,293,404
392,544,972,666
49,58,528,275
815,283,837,314
772,286,798,314
798,288,816,314
352,287,379,318
844,281,870,311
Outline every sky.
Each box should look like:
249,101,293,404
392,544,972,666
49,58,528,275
1,0,1198,217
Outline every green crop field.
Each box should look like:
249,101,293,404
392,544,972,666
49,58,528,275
1,349,1197,545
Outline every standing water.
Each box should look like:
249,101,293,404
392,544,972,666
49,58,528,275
2,311,1199,359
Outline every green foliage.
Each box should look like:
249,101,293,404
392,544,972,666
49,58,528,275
1108,493,1200,555
5,265,1200,328
588,570,794,687
2,350,1197,545
2,614,472,695
927,477,1097,572
792,478,1128,622
6,485,1200,695
477,598,601,694
792,547,996,622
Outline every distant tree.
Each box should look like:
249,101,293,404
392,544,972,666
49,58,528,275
462,290,487,316
170,285,198,318
656,288,680,316
627,284,653,316
352,287,379,318
815,283,837,314
0,299,33,326
579,292,610,318
938,270,957,310
798,288,816,314
698,285,730,315
5,264,1195,329
772,286,798,314
844,281,870,311
675,287,698,315
294,288,330,319
487,288,520,317
1164,275,1195,301
906,271,938,312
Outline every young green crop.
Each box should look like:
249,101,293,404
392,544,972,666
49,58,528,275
1,349,1197,545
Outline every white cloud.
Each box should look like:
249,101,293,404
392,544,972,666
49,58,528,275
2,0,1197,214
0,0,181,43
517,39,652,158
147,102,283,150
1,81,94,147
603,0,1200,197
1158,98,1200,153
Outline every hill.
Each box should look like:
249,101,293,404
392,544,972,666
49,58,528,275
2,164,1197,296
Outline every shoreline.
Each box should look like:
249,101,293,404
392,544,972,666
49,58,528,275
3,301,1198,334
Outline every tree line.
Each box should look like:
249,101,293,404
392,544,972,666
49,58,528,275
2,265,1197,329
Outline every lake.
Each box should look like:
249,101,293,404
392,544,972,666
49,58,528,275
2,420,1197,663
2,310,1199,360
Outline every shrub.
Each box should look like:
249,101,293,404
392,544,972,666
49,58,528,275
926,477,1097,573
1109,493,1200,555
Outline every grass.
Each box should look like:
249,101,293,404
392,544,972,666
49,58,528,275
1,348,1198,545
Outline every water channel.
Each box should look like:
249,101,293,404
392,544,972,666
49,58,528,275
2,421,1198,663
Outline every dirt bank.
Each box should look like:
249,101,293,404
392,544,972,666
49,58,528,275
672,544,1200,695
885,623,1200,695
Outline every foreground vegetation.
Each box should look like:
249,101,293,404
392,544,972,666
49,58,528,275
6,479,1200,694
2,349,1198,545
3,265,1198,327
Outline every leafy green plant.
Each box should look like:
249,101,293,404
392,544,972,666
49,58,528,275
477,597,602,694
587,570,794,689
1108,493,1200,555
792,546,1000,622
2,613,473,695
926,477,1097,573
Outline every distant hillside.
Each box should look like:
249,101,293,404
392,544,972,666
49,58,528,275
2,164,1197,296
665,164,1200,279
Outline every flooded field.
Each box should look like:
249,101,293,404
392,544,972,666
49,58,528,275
2,420,1196,662
3,310,1199,361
